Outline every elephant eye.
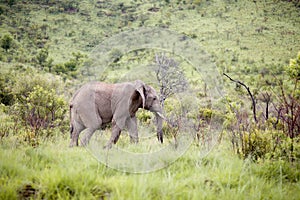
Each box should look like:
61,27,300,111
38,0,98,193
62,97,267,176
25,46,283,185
153,97,156,101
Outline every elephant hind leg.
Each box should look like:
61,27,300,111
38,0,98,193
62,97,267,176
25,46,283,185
70,121,85,147
80,113,102,147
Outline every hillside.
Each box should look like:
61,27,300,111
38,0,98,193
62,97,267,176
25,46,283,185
1,0,299,70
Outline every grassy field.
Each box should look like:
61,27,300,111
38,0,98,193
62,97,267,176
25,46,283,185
1,0,300,199
1,134,299,200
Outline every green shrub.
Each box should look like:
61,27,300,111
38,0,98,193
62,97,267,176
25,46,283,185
109,49,123,63
12,85,67,136
0,34,13,52
61,0,79,12
163,97,182,116
0,69,69,144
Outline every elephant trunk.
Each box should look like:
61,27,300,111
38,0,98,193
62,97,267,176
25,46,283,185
155,112,164,143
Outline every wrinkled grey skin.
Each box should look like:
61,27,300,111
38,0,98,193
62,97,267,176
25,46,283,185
69,80,164,148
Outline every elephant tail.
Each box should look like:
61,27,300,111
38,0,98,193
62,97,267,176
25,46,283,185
69,104,74,139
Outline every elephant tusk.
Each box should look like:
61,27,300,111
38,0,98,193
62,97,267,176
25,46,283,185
156,112,166,120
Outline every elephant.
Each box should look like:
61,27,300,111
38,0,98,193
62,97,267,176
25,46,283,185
69,80,164,148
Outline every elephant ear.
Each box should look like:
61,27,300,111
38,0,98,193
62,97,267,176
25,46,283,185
135,80,146,108
129,80,145,117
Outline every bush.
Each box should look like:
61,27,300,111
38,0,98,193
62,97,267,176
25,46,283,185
240,129,300,162
241,129,272,160
12,86,67,137
0,34,13,52
12,85,67,132
0,69,69,144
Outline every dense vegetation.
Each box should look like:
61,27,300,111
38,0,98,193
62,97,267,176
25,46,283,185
0,0,299,199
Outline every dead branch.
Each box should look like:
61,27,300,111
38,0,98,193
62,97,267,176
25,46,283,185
223,73,258,123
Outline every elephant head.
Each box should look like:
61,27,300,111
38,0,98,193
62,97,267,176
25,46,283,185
128,80,164,143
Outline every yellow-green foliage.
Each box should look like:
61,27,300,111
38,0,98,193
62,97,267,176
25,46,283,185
241,129,272,160
26,85,66,124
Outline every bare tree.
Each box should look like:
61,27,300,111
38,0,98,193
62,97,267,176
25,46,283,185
154,53,188,108
154,53,189,148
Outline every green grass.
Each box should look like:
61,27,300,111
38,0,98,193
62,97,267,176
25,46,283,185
1,134,299,200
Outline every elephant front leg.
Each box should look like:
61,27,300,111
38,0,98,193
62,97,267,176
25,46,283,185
105,120,122,149
127,116,139,143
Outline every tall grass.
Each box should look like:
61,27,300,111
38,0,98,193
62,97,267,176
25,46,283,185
1,134,299,199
